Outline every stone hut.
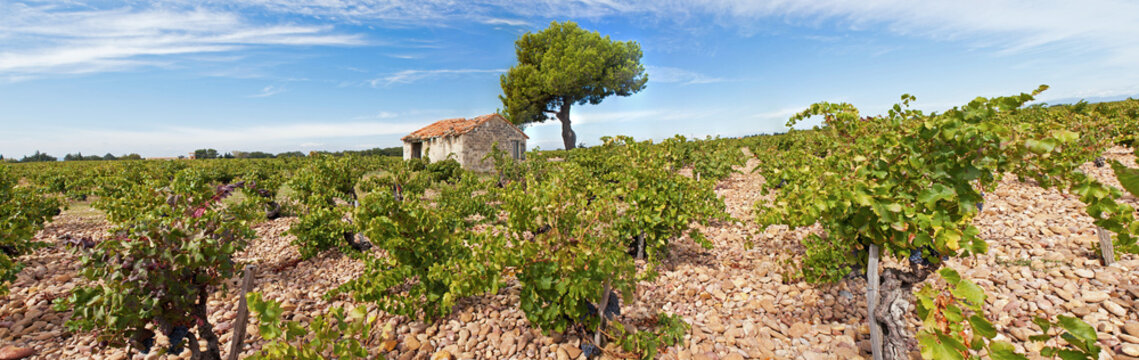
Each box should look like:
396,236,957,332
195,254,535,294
401,113,528,172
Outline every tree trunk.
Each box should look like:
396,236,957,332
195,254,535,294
873,266,935,360
557,101,576,150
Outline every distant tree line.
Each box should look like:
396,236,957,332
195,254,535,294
2,151,144,163
62,152,144,161
192,147,402,159
338,147,403,157
2,146,404,163
12,151,57,162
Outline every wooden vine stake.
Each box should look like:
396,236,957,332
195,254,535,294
1096,226,1115,266
593,281,613,348
867,244,883,360
226,265,257,360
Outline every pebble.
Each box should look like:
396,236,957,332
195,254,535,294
787,322,808,338
1125,322,1139,338
0,346,35,360
1103,301,1127,317
562,344,582,359
383,340,398,352
1074,269,1095,278
1123,344,1139,357
1083,292,1110,303
430,350,454,360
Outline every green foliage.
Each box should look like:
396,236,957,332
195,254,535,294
0,165,63,294
1110,160,1139,199
56,169,260,358
589,136,732,260
499,165,635,333
331,187,504,322
289,206,354,258
246,292,379,360
916,268,1100,360
609,313,690,360
286,155,376,258
500,20,647,149
425,158,462,183
433,172,498,225
753,85,1139,283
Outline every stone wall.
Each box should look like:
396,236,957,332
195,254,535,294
403,137,463,163
459,117,527,172
426,136,462,163
401,142,415,160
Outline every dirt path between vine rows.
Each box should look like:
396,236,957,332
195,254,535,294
2,147,1138,360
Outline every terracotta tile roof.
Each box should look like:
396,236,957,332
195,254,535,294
401,113,529,141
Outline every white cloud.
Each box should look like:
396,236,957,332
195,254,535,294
646,66,724,85
370,68,506,87
0,4,364,79
250,85,287,98
482,18,532,27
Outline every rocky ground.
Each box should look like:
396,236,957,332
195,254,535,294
2,147,1138,360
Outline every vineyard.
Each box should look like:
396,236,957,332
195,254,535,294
1,90,1138,360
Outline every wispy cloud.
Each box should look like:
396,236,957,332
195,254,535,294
0,3,364,79
352,111,401,120
386,54,422,59
351,108,463,121
11,1,1137,79
482,18,532,27
369,68,506,87
250,85,287,98
193,0,1139,68
646,66,725,85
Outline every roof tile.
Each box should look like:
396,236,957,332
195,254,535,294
401,114,528,141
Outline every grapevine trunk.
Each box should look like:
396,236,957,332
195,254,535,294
194,287,223,360
874,267,935,360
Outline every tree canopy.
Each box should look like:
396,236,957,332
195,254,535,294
19,151,56,163
499,21,648,150
193,148,219,159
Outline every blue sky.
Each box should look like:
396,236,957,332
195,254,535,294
2,1,1138,158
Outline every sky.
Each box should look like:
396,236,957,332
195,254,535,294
2,1,1138,158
